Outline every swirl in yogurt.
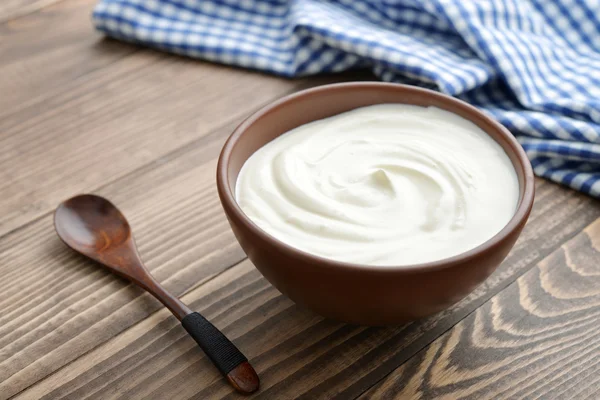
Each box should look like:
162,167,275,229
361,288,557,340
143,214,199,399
236,104,519,266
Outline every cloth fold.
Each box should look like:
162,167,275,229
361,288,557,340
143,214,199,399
93,0,600,197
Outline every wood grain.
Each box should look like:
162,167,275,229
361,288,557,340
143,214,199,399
361,218,600,400
0,0,136,119
0,0,317,238
0,122,263,399
0,0,63,22
13,260,283,400
0,72,340,397
10,180,600,400
0,42,300,237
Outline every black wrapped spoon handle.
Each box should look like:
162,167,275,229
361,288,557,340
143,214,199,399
182,312,259,394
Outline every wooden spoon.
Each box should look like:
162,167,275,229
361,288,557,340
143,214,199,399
54,194,259,394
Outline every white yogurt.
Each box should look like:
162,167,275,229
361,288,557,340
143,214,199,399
236,104,519,266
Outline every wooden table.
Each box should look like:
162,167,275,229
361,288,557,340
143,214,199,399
2,1,599,399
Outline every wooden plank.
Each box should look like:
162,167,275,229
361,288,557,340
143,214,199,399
0,0,137,119
10,180,600,399
0,0,302,238
0,125,247,399
0,33,303,238
0,69,337,398
361,218,600,400
13,260,285,400
0,0,62,23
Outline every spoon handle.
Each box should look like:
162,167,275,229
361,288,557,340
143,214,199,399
131,274,259,393
181,312,259,394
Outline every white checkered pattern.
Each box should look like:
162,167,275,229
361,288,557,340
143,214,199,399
93,0,600,197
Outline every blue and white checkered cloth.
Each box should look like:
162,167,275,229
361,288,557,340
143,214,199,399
93,0,600,197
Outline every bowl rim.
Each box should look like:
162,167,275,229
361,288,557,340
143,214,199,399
217,82,535,274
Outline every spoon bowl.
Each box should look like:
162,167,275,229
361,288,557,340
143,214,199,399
55,195,135,271
56,195,131,247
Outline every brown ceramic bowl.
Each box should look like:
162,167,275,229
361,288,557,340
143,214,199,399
217,82,534,326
